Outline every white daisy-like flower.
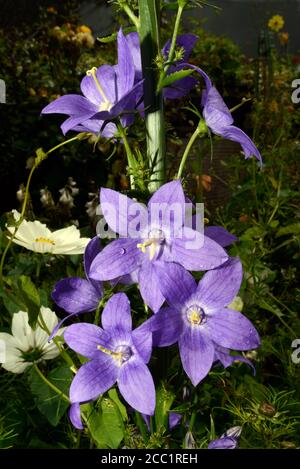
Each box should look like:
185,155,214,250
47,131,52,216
0,307,64,373
7,210,90,254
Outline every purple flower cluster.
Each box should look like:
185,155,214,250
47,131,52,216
42,29,261,163
51,180,260,429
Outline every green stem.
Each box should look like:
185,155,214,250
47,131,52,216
159,4,184,85
120,2,140,30
117,122,136,190
138,0,165,192
94,298,106,325
176,126,201,179
33,363,70,403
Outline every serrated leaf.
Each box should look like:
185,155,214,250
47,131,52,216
17,276,40,327
86,398,124,449
28,364,72,427
159,69,195,90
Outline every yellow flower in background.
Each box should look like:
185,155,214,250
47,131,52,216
268,15,285,33
47,6,57,14
7,210,90,255
279,32,289,46
77,25,92,34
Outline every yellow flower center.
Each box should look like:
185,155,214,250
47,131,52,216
137,240,157,261
186,305,205,326
86,67,112,112
97,344,132,366
34,237,55,245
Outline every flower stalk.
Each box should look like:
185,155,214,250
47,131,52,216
138,0,165,192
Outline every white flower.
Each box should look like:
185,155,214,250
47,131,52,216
7,210,90,254
0,307,64,373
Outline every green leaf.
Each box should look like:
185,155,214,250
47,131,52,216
155,384,175,432
28,364,72,427
276,223,300,238
159,69,195,90
108,388,127,421
17,276,40,327
86,398,125,449
97,27,136,43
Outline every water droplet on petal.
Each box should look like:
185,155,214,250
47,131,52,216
120,248,126,255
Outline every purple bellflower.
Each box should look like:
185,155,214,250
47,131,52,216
125,32,198,99
162,34,198,99
89,180,228,312
50,236,103,338
208,426,242,449
186,65,262,164
65,292,155,429
41,29,143,135
142,257,260,386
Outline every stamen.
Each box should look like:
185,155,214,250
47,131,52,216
86,67,111,108
97,344,122,360
34,237,55,245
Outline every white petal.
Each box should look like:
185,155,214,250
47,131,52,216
35,307,59,348
11,311,35,349
2,359,31,373
42,343,60,360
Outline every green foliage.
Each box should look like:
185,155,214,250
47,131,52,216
85,395,126,448
28,364,72,427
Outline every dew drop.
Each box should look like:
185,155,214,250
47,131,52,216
120,248,126,255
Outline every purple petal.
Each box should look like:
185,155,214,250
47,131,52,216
203,86,234,128
182,64,212,96
41,94,97,115
105,80,144,119
204,226,237,247
164,75,198,99
95,65,117,104
125,32,142,81
100,188,148,237
118,357,155,415
172,228,228,270
205,308,260,351
208,436,238,449
214,345,255,374
71,119,117,137
89,238,143,281
70,356,118,403
60,114,97,135
148,180,185,229
64,323,111,358
213,124,262,164
179,326,215,386
84,236,102,277
69,403,83,430
169,412,182,430
116,28,135,99
138,260,165,313
101,292,132,332
162,34,198,63
148,307,183,347
154,262,197,307
51,278,101,314
196,257,243,308
132,326,153,364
